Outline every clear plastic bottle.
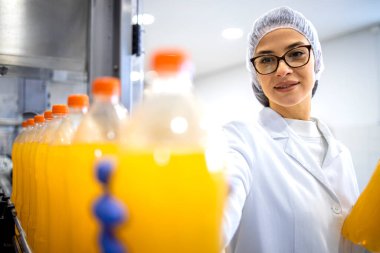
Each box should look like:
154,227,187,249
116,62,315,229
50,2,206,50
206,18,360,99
111,49,227,253
20,118,36,235
47,94,89,253
17,119,33,224
33,106,68,253
27,114,45,249
11,121,28,214
70,77,127,253
342,160,380,252
33,110,53,253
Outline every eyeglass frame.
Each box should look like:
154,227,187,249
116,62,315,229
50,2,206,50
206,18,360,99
250,45,312,75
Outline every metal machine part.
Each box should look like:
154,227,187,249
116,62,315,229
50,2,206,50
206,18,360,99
0,0,88,72
0,0,144,153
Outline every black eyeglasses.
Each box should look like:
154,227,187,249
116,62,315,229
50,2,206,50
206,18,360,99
250,45,312,75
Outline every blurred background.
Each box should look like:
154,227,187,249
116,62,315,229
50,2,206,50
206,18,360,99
1,0,380,190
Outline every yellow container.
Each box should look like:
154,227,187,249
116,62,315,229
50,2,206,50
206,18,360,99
111,150,227,253
33,110,52,253
342,161,380,252
11,121,27,216
20,118,36,236
69,77,127,253
67,143,118,253
109,49,227,253
34,106,68,253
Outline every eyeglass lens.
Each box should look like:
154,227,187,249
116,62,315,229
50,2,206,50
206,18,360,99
253,46,311,75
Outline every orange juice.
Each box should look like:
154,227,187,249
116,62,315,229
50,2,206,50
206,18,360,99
12,124,26,217
342,161,380,252
15,137,27,218
103,49,227,253
27,141,39,247
33,143,49,253
18,141,27,225
46,145,67,253
21,138,32,233
11,121,27,207
46,94,89,253
12,134,23,213
34,107,67,253
16,124,29,224
67,143,118,253
33,110,53,253
46,145,68,253
20,118,36,235
11,141,19,204
70,78,126,253
111,150,227,253
27,115,45,249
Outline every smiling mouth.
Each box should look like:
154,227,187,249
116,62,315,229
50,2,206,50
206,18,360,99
274,82,299,90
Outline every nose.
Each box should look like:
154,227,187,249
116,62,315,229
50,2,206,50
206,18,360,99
276,59,293,77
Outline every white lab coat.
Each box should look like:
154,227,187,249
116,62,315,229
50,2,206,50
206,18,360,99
222,107,366,253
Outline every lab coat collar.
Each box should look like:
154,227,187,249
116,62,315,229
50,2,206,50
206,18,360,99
257,107,289,139
258,107,341,201
313,118,343,167
257,107,343,162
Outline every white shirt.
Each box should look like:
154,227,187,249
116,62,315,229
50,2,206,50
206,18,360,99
285,118,327,167
222,107,365,253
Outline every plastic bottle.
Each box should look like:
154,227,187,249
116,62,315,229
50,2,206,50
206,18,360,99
11,121,28,214
27,115,45,249
33,110,53,253
33,106,68,253
110,49,227,253
17,119,34,227
14,120,29,226
47,94,89,253
20,118,36,235
342,160,380,252
70,77,127,253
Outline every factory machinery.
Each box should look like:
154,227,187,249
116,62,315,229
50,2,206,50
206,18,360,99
0,0,143,251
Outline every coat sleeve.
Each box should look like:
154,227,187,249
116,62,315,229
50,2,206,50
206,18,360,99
221,122,255,248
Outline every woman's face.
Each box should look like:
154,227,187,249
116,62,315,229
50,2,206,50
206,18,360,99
254,28,315,110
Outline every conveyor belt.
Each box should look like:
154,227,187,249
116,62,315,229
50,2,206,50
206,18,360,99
0,179,32,253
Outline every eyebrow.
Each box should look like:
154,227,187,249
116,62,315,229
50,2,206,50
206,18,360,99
255,41,307,56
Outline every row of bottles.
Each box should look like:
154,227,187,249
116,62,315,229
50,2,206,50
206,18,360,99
11,49,227,253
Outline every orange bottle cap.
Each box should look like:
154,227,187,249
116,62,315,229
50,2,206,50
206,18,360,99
34,115,45,123
150,49,190,74
44,110,53,120
92,77,120,96
21,121,28,128
52,104,69,114
27,118,35,126
67,94,89,108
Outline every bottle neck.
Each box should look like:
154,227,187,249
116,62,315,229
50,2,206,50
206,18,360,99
147,72,193,95
52,113,67,120
93,94,120,104
50,114,67,127
69,106,88,115
35,122,44,128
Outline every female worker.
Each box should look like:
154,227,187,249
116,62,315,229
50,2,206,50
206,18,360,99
222,7,367,253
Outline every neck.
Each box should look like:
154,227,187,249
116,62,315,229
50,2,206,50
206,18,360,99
269,99,311,120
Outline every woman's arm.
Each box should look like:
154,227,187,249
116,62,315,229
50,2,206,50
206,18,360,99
222,122,255,248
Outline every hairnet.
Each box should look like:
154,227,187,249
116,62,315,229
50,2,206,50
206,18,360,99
247,6,324,107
